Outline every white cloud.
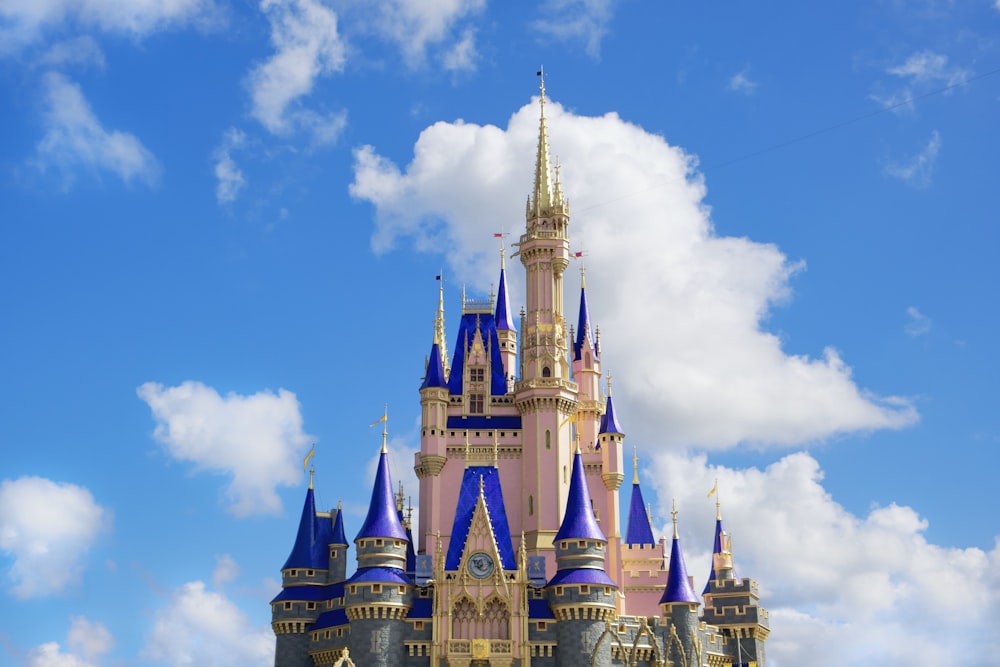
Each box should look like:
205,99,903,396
137,380,314,517
212,127,246,204
350,99,917,449
212,554,240,589
361,0,485,69
532,0,616,59
872,50,971,113
39,36,106,69
143,580,273,667
728,68,758,94
0,477,109,598
647,451,1000,666
247,0,347,138
441,27,477,72
34,72,159,187
904,306,931,337
886,130,941,187
26,643,96,667
887,50,970,87
0,0,219,54
67,616,114,662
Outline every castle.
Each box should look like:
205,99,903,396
271,76,770,667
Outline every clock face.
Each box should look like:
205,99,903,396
467,552,495,579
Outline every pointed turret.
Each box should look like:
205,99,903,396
532,69,554,216
355,445,408,543
495,256,515,332
599,377,624,435
554,449,606,543
625,447,656,547
660,501,699,605
434,274,449,378
703,487,735,592
421,342,447,389
282,486,326,571
573,272,595,361
331,505,347,546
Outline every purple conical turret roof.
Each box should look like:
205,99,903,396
421,342,447,389
625,483,655,547
554,451,607,543
355,450,408,542
282,487,327,570
495,268,515,331
660,534,699,604
599,394,624,435
573,285,595,361
331,506,348,546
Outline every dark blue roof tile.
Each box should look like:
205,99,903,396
445,466,516,571
421,342,448,389
661,535,699,604
547,567,617,587
495,268,515,331
624,483,656,547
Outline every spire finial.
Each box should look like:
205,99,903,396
464,430,471,467
380,404,388,453
434,272,449,377
579,251,587,289
671,498,679,539
716,478,722,520
337,498,342,510
607,370,614,396
493,431,499,468
632,444,639,485
309,465,314,490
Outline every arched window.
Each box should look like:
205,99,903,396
542,366,551,378
545,430,551,449
529,495,534,516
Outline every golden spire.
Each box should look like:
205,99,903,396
499,232,506,271
434,271,449,377
531,66,553,217
493,431,499,468
464,430,471,468
580,252,587,289
396,481,405,513
309,465,314,490
671,498,679,539
607,370,614,397
632,444,639,485
379,404,388,453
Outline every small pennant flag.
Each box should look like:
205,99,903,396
370,414,387,427
303,446,315,471
574,251,583,258
435,275,441,280
707,480,718,498
494,233,503,238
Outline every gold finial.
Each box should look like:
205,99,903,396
464,430,471,467
309,465,314,490
632,444,639,485
479,473,485,496
607,370,614,396
493,431,499,468
579,252,587,289
671,499,679,539
337,498,342,510
532,66,553,216
498,231,506,270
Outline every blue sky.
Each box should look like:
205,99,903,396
1,1,999,665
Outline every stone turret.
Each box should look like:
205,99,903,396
344,432,413,667
547,449,617,667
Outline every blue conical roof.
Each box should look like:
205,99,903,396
660,534,699,604
282,487,327,570
554,451,606,542
573,286,595,361
355,450,408,541
598,394,624,435
331,507,348,546
625,483,655,547
421,342,447,389
495,268,515,331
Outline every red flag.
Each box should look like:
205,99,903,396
574,252,583,258
494,233,503,238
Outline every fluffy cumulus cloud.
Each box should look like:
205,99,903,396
647,452,1000,666
27,616,115,667
0,0,219,54
137,380,314,517
33,72,160,187
0,477,109,598
532,0,617,59
247,0,347,140
350,100,917,449
143,580,273,667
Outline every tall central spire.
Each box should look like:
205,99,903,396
532,67,553,216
